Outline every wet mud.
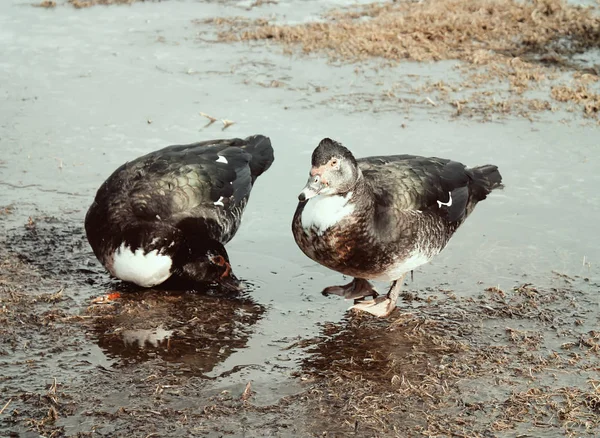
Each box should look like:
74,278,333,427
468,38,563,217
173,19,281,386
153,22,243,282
2,0,600,436
2,216,599,437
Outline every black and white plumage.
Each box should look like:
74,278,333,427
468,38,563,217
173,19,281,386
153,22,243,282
292,138,503,317
85,134,274,288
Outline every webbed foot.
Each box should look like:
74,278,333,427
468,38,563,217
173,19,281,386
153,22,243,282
348,273,407,318
322,278,378,300
349,296,396,317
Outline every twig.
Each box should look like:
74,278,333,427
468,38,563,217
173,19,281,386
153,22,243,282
199,112,217,125
0,398,12,415
241,381,252,401
49,377,57,395
222,119,235,130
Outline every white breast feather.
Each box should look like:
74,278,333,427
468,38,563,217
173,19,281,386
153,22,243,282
112,243,172,287
375,250,431,282
301,192,355,236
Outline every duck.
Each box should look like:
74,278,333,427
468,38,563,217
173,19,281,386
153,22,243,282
85,134,274,289
292,138,503,317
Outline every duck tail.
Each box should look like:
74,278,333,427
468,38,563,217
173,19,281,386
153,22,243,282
242,135,274,181
466,165,503,212
472,164,503,193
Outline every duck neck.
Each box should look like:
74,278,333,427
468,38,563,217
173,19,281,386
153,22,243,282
344,169,373,208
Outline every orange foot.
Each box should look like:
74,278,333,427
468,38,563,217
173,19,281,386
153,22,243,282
90,291,121,304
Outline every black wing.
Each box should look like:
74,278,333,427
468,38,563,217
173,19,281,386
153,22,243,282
359,155,472,223
117,140,255,223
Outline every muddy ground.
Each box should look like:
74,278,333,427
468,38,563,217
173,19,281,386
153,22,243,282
1,0,600,437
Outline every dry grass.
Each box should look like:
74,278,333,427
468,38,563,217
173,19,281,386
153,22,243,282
296,282,600,437
216,0,600,63
297,315,466,435
552,83,600,115
209,0,600,119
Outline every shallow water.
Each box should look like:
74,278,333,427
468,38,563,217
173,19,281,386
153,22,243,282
1,0,599,436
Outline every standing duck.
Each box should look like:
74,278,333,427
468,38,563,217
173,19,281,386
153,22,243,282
292,138,502,317
85,134,274,289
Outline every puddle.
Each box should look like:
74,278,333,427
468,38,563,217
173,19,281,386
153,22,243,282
89,289,265,374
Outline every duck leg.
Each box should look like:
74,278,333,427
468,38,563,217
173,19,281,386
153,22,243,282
349,273,407,318
321,278,378,300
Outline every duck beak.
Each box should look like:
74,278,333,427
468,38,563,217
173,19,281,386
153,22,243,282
209,255,240,292
220,261,232,279
298,174,325,202
220,266,241,292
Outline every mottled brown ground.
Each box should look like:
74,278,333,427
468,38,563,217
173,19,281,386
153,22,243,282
298,281,600,437
2,212,598,437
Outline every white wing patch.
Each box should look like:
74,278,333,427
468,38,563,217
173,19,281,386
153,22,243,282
301,192,355,236
214,196,225,207
216,155,228,164
112,243,172,288
437,191,453,208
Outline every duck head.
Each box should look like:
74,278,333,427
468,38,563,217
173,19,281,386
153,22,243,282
178,239,240,291
298,138,360,201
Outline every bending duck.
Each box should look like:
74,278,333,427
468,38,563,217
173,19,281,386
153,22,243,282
292,138,502,317
85,135,274,289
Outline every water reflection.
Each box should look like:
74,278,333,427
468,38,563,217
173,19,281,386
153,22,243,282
301,313,439,382
88,287,264,375
298,312,461,436
120,326,174,349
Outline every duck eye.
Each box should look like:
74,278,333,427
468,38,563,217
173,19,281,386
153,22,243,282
331,159,338,167
210,255,226,266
